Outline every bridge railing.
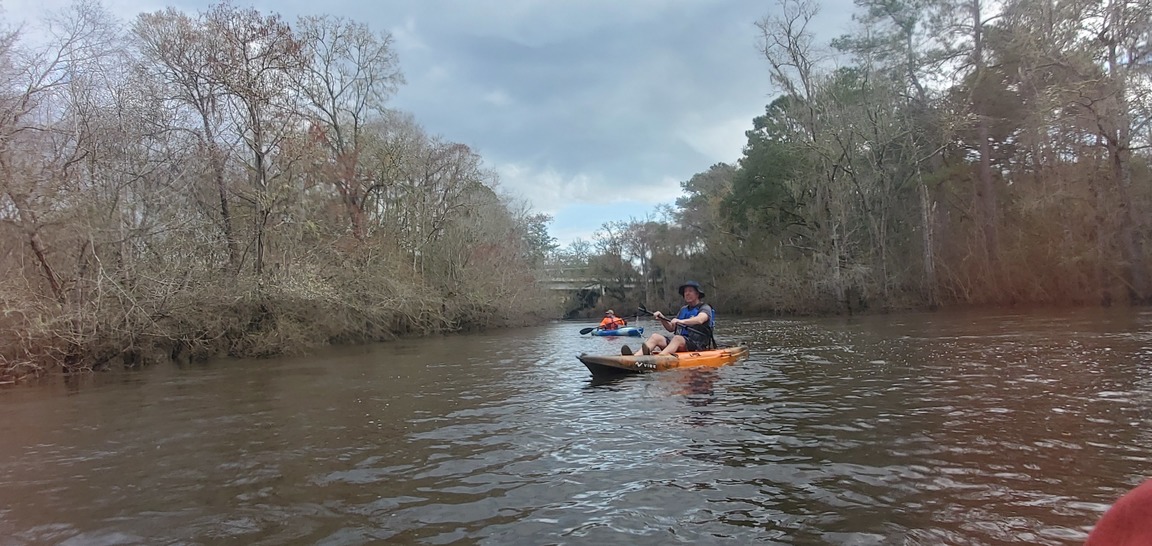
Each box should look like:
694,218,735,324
538,266,640,292
539,266,592,277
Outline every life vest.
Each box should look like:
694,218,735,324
675,303,715,348
599,316,626,329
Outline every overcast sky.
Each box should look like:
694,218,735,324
3,0,857,247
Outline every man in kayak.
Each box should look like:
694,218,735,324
598,310,627,330
624,281,715,355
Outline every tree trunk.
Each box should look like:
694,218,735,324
977,123,999,275
1104,0,1146,303
9,194,65,303
214,150,239,270
200,114,238,270
971,0,1000,286
918,169,939,309
1112,144,1145,302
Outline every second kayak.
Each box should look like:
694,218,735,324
589,326,644,337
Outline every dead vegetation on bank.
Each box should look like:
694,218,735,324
0,243,561,383
0,3,559,383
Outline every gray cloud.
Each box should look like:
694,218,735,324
387,0,793,211
6,0,856,241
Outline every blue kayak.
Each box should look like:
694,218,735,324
590,326,644,337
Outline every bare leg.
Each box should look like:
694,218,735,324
658,335,688,355
642,333,669,354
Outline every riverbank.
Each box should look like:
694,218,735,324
0,272,561,385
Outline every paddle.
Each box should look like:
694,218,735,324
637,304,710,339
580,322,626,335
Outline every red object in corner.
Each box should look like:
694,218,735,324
1086,479,1152,545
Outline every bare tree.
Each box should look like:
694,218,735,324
0,0,119,303
201,3,308,276
134,7,241,269
758,0,861,310
1078,0,1152,302
292,14,404,240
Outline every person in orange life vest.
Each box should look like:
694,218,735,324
598,310,627,330
1086,478,1152,545
626,281,714,356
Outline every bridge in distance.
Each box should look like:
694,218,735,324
538,267,637,293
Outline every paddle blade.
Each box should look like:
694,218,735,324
579,327,595,335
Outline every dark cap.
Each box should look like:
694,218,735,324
678,281,705,298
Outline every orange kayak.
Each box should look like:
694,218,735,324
577,346,749,377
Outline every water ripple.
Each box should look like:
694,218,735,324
1,310,1151,544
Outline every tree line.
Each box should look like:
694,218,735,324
0,1,559,381
554,0,1151,317
4,0,1148,379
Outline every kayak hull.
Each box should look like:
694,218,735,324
577,346,749,377
589,326,644,337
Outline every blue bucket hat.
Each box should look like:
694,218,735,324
678,281,705,298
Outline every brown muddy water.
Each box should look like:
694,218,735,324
1,308,1150,545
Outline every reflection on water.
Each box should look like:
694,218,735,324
1,309,1151,544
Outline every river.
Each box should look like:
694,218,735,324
1,308,1150,545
